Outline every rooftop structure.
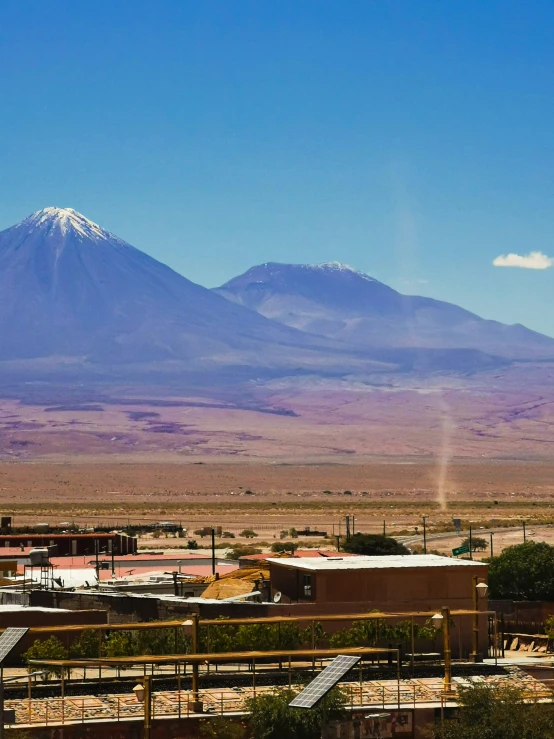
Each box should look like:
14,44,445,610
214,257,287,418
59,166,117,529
266,554,487,571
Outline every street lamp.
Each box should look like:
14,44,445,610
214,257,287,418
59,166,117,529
432,606,454,695
470,578,489,662
133,676,152,739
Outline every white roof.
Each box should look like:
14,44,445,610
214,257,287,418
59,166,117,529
266,554,487,572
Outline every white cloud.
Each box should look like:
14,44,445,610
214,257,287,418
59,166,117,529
493,251,554,269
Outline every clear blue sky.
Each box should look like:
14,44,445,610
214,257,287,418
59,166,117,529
1,1,553,334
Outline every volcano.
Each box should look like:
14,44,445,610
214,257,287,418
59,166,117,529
0,208,341,372
215,262,554,359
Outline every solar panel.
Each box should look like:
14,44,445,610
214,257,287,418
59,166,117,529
0,628,29,664
288,654,361,709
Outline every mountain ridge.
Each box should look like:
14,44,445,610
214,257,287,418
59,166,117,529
215,261,554,359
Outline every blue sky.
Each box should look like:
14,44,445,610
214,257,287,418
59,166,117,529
1,1,553,334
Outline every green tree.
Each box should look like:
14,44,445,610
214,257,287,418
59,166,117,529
199,717,247,739
271,542,298,554
225,545,262,560
428,680,554,739
240,529,258,538
104,631,135,657
341,533,409,556
488,541,554,600
23,637,68,678
70,629,100,658
246,687,345,739
330,616,434,649
462,536,488,552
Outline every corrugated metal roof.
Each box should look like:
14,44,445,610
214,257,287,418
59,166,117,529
266,554,487,571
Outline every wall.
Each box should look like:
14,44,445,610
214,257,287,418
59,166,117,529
0,608,107,663
2,706,443,739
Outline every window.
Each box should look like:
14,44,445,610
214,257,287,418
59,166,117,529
302,574,312,598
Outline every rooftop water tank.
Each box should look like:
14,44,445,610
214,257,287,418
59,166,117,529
29,548,49,566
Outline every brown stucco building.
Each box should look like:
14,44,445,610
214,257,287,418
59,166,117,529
268,554,487,609
268,554,489,655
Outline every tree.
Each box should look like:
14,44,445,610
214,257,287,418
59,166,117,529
341,533,410,556
240,529,258,538
225,545,262,560
199,717,247,739
246,687,345,739
488,541,554,600
23,637,68,678
330,615,434,650
428,680,554,739
271,542,298,554
104,631,135,658
70,629,100,658
462,536,488,552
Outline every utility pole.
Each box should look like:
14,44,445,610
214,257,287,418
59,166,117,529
470,576,479,662
94,539,100,581
469,526,473,560
383,519,386,537
211,528,216,575
422,516,427,554
345,515,350,540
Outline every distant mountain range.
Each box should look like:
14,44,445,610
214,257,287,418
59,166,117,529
0,208,552,388
215,262,554,360
0,208,350,377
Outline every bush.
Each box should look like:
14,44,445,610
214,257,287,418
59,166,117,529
246,687,345,739
240,528,258,538
225,545,262,560
341,533,410,556
199,717,247,739
271,542,298,554
428,680,554,739
187,539,199,549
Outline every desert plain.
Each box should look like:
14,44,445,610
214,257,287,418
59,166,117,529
1,365,554,558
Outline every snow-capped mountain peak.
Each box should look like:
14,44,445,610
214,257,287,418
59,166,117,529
20,207,112,242
310,261,376,281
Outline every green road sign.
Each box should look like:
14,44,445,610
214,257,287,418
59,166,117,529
452,544,470,556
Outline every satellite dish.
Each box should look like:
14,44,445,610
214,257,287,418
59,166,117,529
273,591,282,603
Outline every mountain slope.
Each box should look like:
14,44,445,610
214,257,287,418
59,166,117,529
0,209,346,369
214,262,554,359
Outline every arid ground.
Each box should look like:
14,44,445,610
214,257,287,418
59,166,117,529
1,459,554,557
1,365,554,557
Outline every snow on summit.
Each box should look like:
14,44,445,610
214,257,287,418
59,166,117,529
21,207,112,242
